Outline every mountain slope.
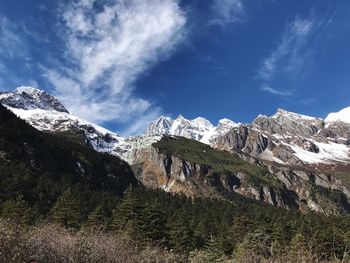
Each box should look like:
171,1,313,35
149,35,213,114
216,108,350,174
0,87,125,156
129,136,350,214
0,104,138,215
1,87,350,214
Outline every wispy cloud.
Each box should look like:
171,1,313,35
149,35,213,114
261,85,292,97
0,17,28,59
0,16,31,89
259,10,336,97
297,97,317,106
259,15,318,81
208,0,244,26
44,0,186,135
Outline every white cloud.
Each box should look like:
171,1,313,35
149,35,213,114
45,0,186,135
258,11,337,98
0,17,34,89
261,85,292,97
121,108,162,136
208,0,244,26
259,16,318,81
0,17,28,59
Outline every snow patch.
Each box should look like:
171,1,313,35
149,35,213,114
325,106,350,124
286,141,350,164
260,149,286,165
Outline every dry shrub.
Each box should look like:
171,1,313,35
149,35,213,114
1,220,347,263
0,220,185,263
0,220,29,262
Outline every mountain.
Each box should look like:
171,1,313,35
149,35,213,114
1,87,350,214
0,86,69,112
147,115,239,144
216,108,350,170
0,87,125,156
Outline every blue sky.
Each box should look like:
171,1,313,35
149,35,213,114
0,0,349,135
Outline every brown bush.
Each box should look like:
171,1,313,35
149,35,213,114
0,220,186,263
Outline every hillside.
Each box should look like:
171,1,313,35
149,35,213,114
0,105,350,262
1,88,350,215
0,104,138,218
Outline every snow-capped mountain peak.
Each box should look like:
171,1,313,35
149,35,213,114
191,117,214,128
325,106,350,124
147,115,237,144
147,116,173,135
2,87,350,171
16,86,44,96
0,86,68,113
0,87,125,158
215,118,240,136
218,118,239,128
272,108,317,121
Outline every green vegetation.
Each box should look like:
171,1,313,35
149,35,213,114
335,173,350,188
1,187,350,262
0,104,137,218
1,105,350,262
154,136,283,189
154,136,262,174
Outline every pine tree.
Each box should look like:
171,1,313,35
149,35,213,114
202,235,226,262
169,211,193,252
50,188,81,229
110,186,144,239
140,200,169,246
0,195,34,225
193,219,209,248
85,205,108,230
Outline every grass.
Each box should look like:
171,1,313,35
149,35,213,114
153,136,283,189
334,173,350,188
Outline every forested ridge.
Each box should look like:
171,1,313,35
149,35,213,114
0,104,350,262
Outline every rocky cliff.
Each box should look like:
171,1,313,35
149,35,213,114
129,136,350,214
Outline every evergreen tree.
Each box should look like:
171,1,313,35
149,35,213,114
202,235,226,262
141,200,169,246
169,211,193,252
85,205,108,230
50,188,81,229
110,186,144,239
193,219,209,248
0,195,34,224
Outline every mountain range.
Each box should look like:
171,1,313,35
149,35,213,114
1,87,350,214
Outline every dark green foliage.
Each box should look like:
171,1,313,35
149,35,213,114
140,199,169,246
153,136,283,190
0,104,138,221
110,186,144,239
202,235,226,262
0,195,35,224
0,105,350,260
169,211,194,252
50,189,81,228
85,205,109,230
154,136,263,175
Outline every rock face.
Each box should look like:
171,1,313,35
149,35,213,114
215,108,350,170
128,136,350,214
211,109,350,214
0,86,69,113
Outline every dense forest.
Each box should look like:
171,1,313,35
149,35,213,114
0,104,350,262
